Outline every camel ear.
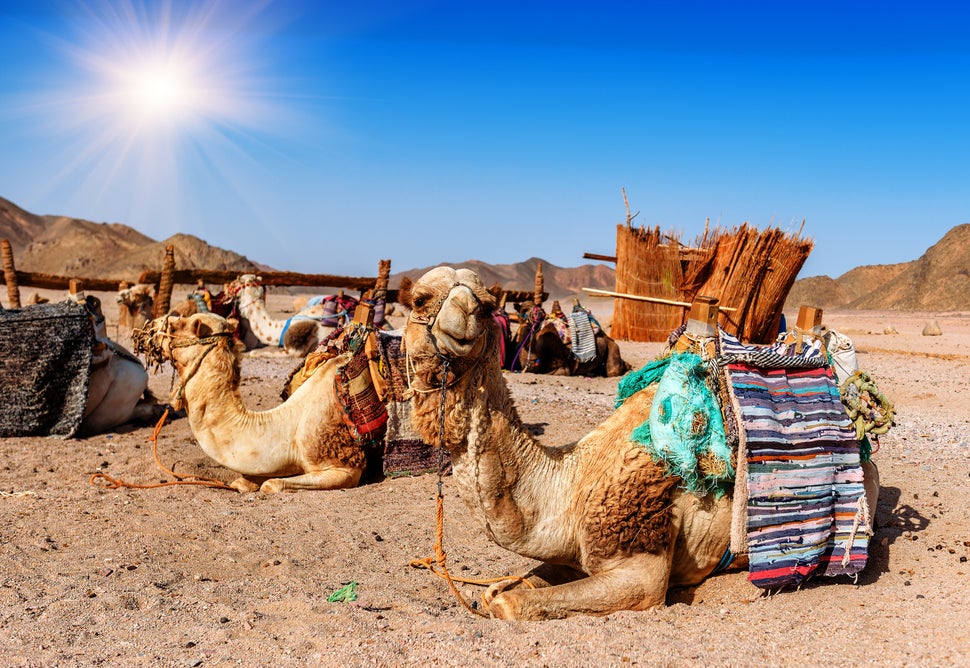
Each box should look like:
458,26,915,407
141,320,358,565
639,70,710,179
398,276,414,309
225,317,239,335
487,282,503,300
191,317,216,339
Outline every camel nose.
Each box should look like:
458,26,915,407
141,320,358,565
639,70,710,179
433,286,484,349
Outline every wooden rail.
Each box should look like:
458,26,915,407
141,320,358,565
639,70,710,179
1,237,543,310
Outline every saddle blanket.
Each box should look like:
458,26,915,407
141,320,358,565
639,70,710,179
724,328,870,589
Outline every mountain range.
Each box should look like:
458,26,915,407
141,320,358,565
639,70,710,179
2,196,968,310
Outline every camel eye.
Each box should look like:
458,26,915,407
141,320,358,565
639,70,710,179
413,296,428,308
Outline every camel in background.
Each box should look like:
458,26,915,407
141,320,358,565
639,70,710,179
134,312,367,492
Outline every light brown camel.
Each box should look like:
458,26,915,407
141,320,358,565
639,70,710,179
224,275,335,356
134,311,365,492
116,283,155,340
79,294,163,436
400,266,879,620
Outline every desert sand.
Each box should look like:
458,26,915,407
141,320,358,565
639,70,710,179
1,291,968,667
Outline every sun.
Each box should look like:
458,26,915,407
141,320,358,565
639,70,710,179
17,0,298,237
124,60,195,121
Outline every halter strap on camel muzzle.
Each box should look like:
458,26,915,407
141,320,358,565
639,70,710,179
408,280,489,360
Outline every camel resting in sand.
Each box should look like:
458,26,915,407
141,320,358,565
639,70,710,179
115,283,155,340
400,266,880,620
223,275,335,356
134,312,365,492
79,295,163,436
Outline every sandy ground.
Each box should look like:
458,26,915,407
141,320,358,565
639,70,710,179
2,290,969,667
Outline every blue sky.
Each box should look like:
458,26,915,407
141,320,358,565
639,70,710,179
1,1,968,279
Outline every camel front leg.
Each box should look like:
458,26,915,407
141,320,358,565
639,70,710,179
483,563,584,607
259,466,363,493
487,553,672,621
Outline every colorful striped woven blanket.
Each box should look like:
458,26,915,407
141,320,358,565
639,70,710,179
723,331,870,589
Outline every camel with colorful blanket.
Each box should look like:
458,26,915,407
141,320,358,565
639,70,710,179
134,311,373,492
399,266,886,620
507,298,630,376
221,274,347,356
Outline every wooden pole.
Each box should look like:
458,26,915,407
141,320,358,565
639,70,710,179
622,187,631,227
582,287,738,313
533,261,544,306
154,245,175,318
2,239,21,309
69,279,84,303
375,259,391,297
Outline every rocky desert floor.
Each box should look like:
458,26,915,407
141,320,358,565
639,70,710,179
1,291,969,667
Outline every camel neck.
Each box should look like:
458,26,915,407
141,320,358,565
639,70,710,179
416,360,573,553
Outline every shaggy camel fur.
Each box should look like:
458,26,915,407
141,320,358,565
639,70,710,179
79,295,162,436
136,312,364,492
400,267,879,620
225,275,333,356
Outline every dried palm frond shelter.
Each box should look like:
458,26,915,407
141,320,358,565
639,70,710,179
608,221,813,344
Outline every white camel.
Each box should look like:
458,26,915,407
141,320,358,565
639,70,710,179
224,275,336,356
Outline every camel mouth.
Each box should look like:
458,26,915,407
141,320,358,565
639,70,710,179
430,327,486,359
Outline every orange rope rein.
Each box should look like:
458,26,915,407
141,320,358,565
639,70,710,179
409,491,535,617
89,408,235,491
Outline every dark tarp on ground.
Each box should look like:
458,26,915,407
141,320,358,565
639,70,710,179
0,301,93,438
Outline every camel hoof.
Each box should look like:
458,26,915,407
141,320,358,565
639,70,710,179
259,479,287,494
483,578,521,608
487,591,521,620
230,478,260,493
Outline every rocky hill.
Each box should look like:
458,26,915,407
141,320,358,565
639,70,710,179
0,197,615,300
0,197,264,279
785,223,970,312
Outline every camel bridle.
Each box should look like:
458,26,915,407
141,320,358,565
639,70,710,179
404,280,493,397
406,280,533,619
166,331,234,409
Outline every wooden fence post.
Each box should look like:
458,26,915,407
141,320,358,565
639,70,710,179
2,239,21,309
69,279,84,303
154,245,175,318
533,261,544,307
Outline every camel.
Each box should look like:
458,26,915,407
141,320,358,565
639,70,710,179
166,286,265,352
134,311,365,492
399,267,880,620
78,294,163,436
223,275,335,356
116,283,155,340
510,299,630,377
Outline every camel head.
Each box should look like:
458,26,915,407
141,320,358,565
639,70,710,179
116,283,155,308
400,267,499,380
134,312,241,389
223,275,264,309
